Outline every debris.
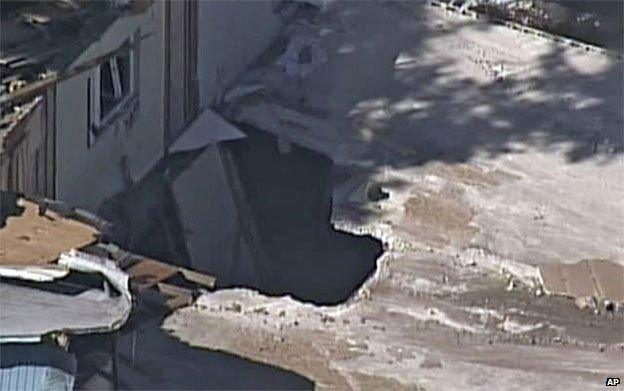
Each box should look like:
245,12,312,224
1,250,132,341
0,198,99,274
574,296,592,310
21,13,51,25
121,253,216,310
393,51,418,70
127,258,179,289
0,264,69,282
168,108,246,153
419,355,443,369
59,249,131,305
157,283,194,310
275,36,327,78
506,278,515,291
497,316,545,334
178,267,217,289
222,83,265,105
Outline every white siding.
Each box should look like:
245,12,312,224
197,1,282,107
55,3,165,210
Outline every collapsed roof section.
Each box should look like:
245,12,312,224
0,190,104,281
0,190,216,343
0,0,149,150
0,250,132,342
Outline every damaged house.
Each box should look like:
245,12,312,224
1,0,287,210
0,1,320,389
0,189,311,388
2,0,622,390
0,0,299,284
0,191,130,390
0,190,217,389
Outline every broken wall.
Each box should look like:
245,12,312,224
0,91,55,199
171,145,258,287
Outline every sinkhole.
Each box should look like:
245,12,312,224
223,125,383,304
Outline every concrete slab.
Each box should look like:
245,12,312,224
165,251,624,390
540,260,624,303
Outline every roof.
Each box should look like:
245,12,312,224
0,251,132,340
0,198,98,267
0,191,103,281
0,190,217,341
0,0,127,140
0,343,77,390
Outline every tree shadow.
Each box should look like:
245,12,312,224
220,0,623,255
242,0,622,170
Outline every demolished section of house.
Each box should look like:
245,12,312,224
0,0,149,198
0,190,215,389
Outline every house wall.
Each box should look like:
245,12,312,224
55,1,283,211
0,92,55,198
55,3,165,211
164,1,199,146
196,1,282,107
164,1,283,280
171,145,257,284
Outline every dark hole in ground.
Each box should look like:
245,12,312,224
224,125,383,304
99,128,382,304
91,149,316,390
366,182,390,202
92,124,382,389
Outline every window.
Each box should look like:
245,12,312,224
88,33,139,146
100,49,132,118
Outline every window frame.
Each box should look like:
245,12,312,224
88,31,139,146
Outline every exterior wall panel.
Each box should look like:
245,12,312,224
0,94,55,199
197,1,282,107
55,2,165,211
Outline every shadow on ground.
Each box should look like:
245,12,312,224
72,291,313,390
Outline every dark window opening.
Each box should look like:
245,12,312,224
100,48,132,119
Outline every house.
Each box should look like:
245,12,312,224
1,0,286,211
